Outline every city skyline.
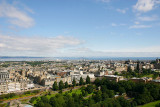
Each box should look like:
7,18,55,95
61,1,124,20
0,0,160,57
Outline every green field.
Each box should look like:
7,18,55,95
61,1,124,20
142,74,153,78
32,88,82,105
0,103,7,107
139,100,160,107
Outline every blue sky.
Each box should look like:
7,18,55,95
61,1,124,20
0,0,160,57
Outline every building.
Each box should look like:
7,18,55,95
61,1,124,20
104,75,124,82
130,77,152,83
0,70,9,80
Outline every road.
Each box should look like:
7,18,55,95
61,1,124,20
2,86,83,104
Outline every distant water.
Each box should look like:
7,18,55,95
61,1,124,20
0,57,159,61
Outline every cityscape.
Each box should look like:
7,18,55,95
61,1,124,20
0,0,160,107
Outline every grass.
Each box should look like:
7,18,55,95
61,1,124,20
20,99,29,104
67,88,82,96
46,94,56,99
1,93,38,101
32,88,83,105
139,100,160,107
84,93,93,99
0,103,7,107
142,74,153,78
32,86,94,105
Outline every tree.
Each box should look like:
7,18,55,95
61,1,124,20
153,73,159,79
59,80,64,90
127,66,132,73
72,78,76,87
117,97,131,107
44,103,52,107
50,97,59,107
102,92,109,101
34,101,45,107
86,85,93,94
155,103,160,107
93,90,102,102
94,78,100,86
53,81,58,91
114,72,119,75
41,96,49,103
108,90,114,98
86,75,90,84
137,61,140,71
66,96,75,107
82,90,86,96
65,81,69,88
79,77,84,85
119,87,126,95
29,97,37,103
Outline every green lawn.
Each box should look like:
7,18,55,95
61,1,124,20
0,103,7,107
32,86,95,106
67,88,82,96
139,100,160,107
32,88,81,105
142,74,153,78
1,92,38,101
46,93,56,99
20,99,29,104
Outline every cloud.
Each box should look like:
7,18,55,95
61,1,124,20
98,0,110,3
106,46,160,53
129,24,152,28
0,1,34,28
0,43,5,48
65,47,160,57
137,15,158,21
116,8,128,14
133,0,160,12
0,34,82,56
111,23,117,26
111,23,126,27
0,33,159,57
134,21,140,24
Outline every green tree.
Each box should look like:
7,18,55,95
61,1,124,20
94,78,100,86
137,61,140,71
65,81,69,88
72,78,76,87
53,81,58,91
82,90,86,96
44,103,52,107
29,97,37,103
108,90,114,98
93,90,102,102
119,87,126,95
114,72,119,75
41,96,49,103
86,75,90,84
155,103,160,107
127,66,132,73
86,85,93,94
102,92,109,101
66,96,75,107
34,101,45,107
79,77,84,85
50,97,59,107
117,97,131,107
59,80,64,90
153,73,159,79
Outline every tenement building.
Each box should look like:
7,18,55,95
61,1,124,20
0,70,34,94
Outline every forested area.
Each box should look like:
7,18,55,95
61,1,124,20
117,68,159,79
32,77,160,107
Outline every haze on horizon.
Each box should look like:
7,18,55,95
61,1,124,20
0,0,160,57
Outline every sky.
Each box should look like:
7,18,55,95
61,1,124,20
0,0,160,57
